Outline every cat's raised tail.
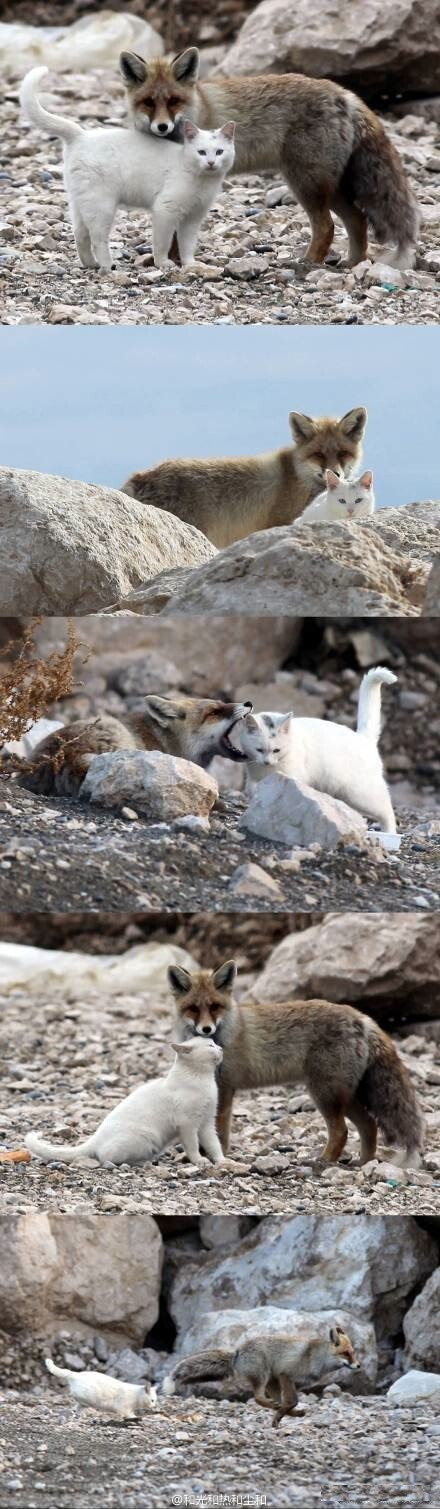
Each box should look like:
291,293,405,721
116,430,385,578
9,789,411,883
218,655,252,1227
20,66,82,145
46,1359,73,1381
357,666,398,744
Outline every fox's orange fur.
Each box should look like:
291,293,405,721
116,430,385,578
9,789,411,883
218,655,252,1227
165,1325,359,1427
122,408,366,548
169,961,424,1167
120,48,419,268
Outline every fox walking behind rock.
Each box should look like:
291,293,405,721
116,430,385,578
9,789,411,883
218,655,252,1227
164,1326,359,1427
122,408,367,548
170,961,425,1168
46,1359,157,1418
121,47,419,268
23,693,252,795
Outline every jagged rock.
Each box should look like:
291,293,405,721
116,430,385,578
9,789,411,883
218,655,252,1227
241,774,367,849
372,502,440,568
0,467,215,614
228,861,283,897
169,1215,437,1339
388,1371,440,1405
220,0,440,98
248,913,440,1018
403,1268,440,1370
0,1214,162,1341
80,751,218,820
424,557,440,614
120,514,427,618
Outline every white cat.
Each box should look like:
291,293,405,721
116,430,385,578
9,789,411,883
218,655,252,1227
46,1359,157,1418
20,67,235,270
298,469,375,523
25,1039,224,1168
230,667,397,832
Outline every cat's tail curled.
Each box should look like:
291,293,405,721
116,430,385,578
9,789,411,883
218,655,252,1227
26,1130,96,1162
46,1359,75,1382
356,666,397,744
20,67,82,145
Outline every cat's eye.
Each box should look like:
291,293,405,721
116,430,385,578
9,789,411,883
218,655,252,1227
215,149,224,156
355,497,363,505
273,747,280,754
198,149,207,156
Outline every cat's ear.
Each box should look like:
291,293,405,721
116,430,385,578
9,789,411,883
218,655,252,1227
171,1040,194,1055
220,121,236,141
289,412,316,442
212,960,237,992
339,407,367,440
182,119,200,141
359,470,373,489
142,695,185,728
325,469,340,490
279,713,293,731
168,965,193,995
172,47,200,83
119,52,148,86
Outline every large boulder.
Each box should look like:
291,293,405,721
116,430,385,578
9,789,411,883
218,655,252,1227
125,515,427,618
0,468,215,614
169,1215,436,1340
373,503,440,566
219,0,440,99
80,749,218,821
172,1306,377,1390
0,13,163,75
241,773,367,848
0,1214,162,1342
403,1268,440,1371
247,913,440,1018
388,1371,440,1405
0,939,198,1003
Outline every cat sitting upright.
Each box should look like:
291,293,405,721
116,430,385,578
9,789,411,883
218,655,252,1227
229,666,397,832
298,470,375,523
20,67,235,271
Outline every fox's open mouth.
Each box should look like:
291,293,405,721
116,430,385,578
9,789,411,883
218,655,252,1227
220,704,253,761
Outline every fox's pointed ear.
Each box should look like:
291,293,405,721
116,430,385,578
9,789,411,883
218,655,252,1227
168,965,193,995
119,52,148,85
330,1325,343,1343
325,469,340,490
289,412,316,442
359,470,373,488
220,121,236,141
339,407,367,439
212,960,236,992
172,47,200,83
143,695,184,727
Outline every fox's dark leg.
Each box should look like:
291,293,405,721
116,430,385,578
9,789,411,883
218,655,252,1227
253,1376,280,1414
280,164,335,263
272,1376,300,1429
332,192,368,265
346,1098,377,1165
217,1087,234,1154
309,1089,348,1163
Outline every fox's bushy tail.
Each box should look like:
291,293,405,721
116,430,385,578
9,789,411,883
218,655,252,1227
357,666,397,743
163,1348,233,1395
360,1027,424,1165
344,110,419,269
20,66,82,145
26,1131,94,1163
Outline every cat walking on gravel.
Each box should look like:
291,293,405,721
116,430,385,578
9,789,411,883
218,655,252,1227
46,1359,157,1419
20,67,235,270
26,1039,224,1168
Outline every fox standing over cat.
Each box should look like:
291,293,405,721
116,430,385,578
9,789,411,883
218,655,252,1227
120,46,419,267
164,1325,359,1427
123,407,367,548
170,959,424,1168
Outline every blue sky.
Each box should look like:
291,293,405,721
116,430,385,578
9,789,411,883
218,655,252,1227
0,324,438,507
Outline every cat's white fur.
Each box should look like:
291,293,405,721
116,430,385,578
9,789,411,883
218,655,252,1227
20,67,235,270
46,1359,157,1418
26,1040,224,1167
298,469,375,523
230,667,397,832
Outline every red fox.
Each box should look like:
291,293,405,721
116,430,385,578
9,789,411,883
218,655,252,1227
164,1325,359,1427
122,408,367,549
169,961,424,1167
120,48,419,268
24,694,252,795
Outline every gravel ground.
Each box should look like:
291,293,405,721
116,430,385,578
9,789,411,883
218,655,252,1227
1,777,439,913
1,979,438,1216
2,69,440,327
0,1391,438,1509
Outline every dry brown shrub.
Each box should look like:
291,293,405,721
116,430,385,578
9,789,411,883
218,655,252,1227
0,620,85,746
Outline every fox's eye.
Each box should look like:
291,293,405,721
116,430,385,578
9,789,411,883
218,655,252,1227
168,98,180,108
142,99,154,108
198,149,207,156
